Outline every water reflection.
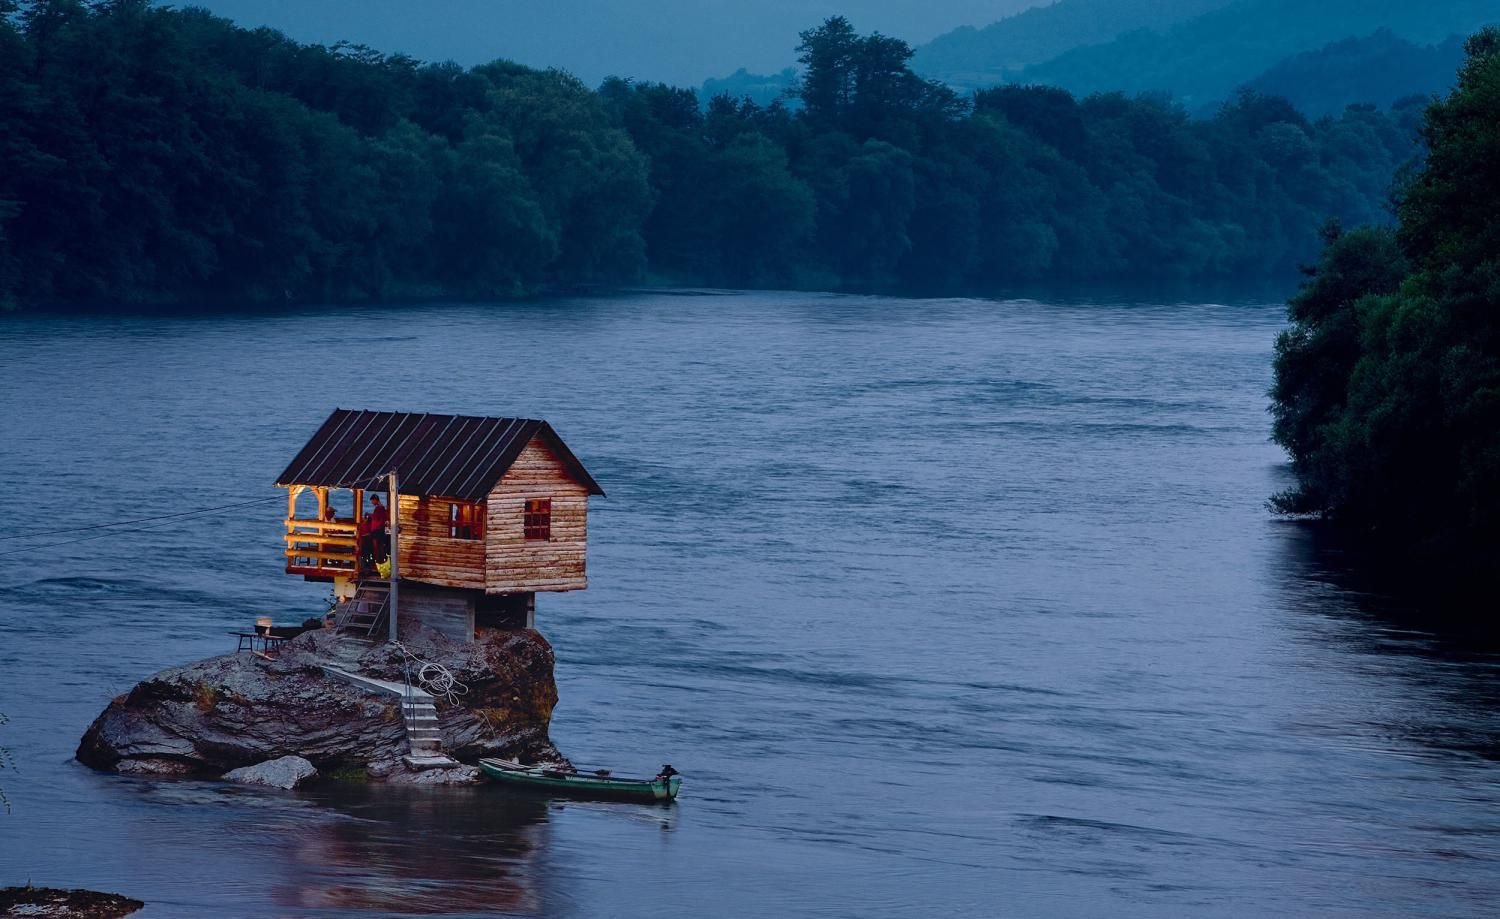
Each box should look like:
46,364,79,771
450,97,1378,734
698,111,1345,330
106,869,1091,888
1272,519,1500,762
271,786,553,915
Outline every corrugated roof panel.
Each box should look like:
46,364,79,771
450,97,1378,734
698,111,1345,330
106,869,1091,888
275,409,604,501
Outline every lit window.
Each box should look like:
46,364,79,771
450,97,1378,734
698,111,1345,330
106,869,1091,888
523,499,551,541
449,501,484,540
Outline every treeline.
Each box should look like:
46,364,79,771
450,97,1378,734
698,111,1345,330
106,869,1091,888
0,3,1424,308
1271,29,1500,579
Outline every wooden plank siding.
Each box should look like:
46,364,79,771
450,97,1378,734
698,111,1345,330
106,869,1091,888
397,495,485,590
485,435,590,594
399,584,477,642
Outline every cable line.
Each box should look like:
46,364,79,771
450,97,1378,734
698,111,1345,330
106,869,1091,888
0,495,290,558
0,494,283,536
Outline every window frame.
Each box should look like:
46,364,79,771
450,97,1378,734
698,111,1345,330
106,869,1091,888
448,500,485,540
523,498,552,542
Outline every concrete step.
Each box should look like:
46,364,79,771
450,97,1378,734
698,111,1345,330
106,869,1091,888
403,753,460,770
319,666,434,702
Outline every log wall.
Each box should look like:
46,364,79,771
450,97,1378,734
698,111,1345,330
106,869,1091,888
397,495,485,590
485,435,591,594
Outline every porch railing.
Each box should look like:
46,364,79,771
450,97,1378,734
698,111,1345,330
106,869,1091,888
285,517,359,578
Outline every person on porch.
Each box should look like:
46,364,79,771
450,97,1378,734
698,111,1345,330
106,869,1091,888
363,493,390,568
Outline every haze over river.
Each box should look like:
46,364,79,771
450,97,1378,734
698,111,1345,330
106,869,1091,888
2,292,1499,917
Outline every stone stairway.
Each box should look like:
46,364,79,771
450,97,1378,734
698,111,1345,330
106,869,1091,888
320,665,460,770
400,696,456,769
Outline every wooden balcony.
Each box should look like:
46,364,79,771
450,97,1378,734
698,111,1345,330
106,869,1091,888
285,517,360,579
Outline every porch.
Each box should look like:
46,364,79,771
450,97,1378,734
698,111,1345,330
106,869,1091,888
284,484,369,579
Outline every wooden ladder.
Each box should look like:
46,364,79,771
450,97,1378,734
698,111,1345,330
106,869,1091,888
335,581,389,639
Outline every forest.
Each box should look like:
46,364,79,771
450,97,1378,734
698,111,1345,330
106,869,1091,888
1271,29,1500,580
0,2,1427,309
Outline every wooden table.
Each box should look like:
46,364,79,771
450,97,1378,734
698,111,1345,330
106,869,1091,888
230,631,289,654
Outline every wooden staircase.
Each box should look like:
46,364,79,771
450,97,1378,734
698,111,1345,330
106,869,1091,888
335,581,389,639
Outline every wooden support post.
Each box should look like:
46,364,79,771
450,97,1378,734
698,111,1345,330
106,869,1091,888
315,487,329,560
388,471,399,642
286,487,298,571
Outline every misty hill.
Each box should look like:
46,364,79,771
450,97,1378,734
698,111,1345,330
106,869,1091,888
700,67,799,108
1243,31,1466,118
1019,0,1497,108
912,0,1235,90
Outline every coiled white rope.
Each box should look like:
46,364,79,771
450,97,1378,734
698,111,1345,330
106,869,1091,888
391,641,469,705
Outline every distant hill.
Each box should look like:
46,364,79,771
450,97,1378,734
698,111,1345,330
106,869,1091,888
699,67,799,107
912,0,1235,90
1018,0,1497,108
1243,31,1466,118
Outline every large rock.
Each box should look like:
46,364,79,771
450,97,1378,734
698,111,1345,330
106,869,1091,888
223,755,318,789
77,627,563,778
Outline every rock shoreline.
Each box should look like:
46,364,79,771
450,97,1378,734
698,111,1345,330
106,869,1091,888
0,887,143,918
76,626,565,782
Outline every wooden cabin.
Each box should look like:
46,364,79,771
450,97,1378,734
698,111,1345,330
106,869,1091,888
276,409,604,641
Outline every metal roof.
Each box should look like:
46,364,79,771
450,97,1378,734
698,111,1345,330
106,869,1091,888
276,409,604,501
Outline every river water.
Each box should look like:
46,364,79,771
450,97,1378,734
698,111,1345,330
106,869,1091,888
1,291,1498,917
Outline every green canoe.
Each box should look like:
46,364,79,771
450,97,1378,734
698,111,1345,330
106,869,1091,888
478,758,682,803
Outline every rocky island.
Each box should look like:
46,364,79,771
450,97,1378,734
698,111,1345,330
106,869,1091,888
76,625,565,785
78,409,606,787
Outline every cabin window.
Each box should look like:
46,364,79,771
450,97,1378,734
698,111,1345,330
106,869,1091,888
523,498,552,541
449,501,484,540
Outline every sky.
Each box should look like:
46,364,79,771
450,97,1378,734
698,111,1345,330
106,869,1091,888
186,0,1044,87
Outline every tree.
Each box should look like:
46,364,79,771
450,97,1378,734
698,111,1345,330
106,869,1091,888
795,16,859,126
1270,28,1500,575
701,133,816,285
1270,222,1408,514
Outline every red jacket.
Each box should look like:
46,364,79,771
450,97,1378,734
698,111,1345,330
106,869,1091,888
365,505,389,534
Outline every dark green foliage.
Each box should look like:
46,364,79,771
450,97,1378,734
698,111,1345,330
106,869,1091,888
1271,29,1500,574
0,7,1435,308
0,0,648,306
